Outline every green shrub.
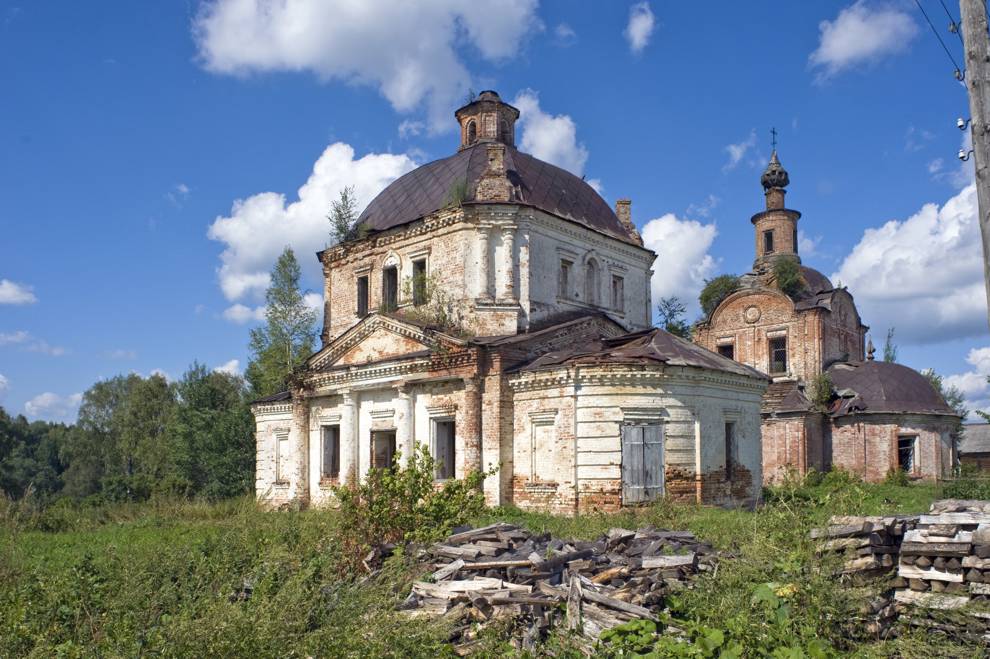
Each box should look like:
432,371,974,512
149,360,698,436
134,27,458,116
884,467,910,487
773,256,807,298
807,373,834,412
699,275,740,318
943,465,990,499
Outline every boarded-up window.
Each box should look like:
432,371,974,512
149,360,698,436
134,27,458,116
763,230,774,254
412,258,427,306
724,422,736,480
585,260,600,305
898,435,916,473
531,422,555,482
382,266,398,312
433,419,455,480
559,260,572,298
356,275,369,317
717,344,734,360
769,336,787,374
621,424,664,504
275,430,289,482
611,275,624,311
322,425,340,479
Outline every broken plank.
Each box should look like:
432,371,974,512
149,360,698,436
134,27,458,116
581,588,658,621
641,553,696,569
458,559,533,570
432,558,465,581
897,564,964,583
566,575,582,631
894,589,971,610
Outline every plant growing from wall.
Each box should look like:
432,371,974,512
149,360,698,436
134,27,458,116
807,373,834,413
443,178,469,208
400,272,466,336
773,256,806,299
699,275,740,318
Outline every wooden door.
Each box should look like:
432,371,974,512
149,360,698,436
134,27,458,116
621,424,664,504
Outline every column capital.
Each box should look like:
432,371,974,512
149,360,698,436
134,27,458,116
340,389,355,405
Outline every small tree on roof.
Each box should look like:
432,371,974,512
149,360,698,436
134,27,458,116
328,186,365,245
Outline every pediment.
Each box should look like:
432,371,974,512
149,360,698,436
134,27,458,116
307,314,464,371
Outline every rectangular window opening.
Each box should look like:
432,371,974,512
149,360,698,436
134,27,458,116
763,230,774,254
371,431,396,471
724,422,736,481
611,275,624,311
321,425,340,479
559,260,572,299
433,419,456,480
275,431,289,483
717,343,735,360
412,259,427,306
356,275,369,317
793,227,798,254
898,436,916,473
769,336,787,375
382,266,398,312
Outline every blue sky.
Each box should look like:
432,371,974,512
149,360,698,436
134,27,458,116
3,0,990,421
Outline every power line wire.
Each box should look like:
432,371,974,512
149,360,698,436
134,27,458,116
937,0,966,43
913,0,964,78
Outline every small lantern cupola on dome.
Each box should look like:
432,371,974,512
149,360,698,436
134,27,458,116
750,132,802,267
761,151,790,193
454,90,520,150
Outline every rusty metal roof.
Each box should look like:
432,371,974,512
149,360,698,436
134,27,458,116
357,142,639,245
826,360,957,418
516,327,768,379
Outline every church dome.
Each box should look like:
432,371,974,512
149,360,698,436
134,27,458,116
357,142,639,245
826,360,957,417
800,266,832,294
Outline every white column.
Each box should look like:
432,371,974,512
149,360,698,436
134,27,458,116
497,225,516,301
339,390,357,485
477,225,492,300
396,384,414,467
290,393,310,505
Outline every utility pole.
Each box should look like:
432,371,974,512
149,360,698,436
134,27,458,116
960,0,990,328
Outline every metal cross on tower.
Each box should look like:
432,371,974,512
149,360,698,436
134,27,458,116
770,127,778,152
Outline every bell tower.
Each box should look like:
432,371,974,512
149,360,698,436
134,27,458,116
751,147,801,267
454,90,520,150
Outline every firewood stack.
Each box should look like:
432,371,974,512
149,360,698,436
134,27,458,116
892,500,990,643
810,515,917,638
396,522,717,654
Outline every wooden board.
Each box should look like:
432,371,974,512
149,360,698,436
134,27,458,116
896,565,964,583
894,589,971,610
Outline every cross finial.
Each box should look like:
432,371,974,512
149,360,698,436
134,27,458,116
770,127,778,152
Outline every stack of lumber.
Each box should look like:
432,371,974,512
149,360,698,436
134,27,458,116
397,522,716,654
892,500,990,644
811,515,916,581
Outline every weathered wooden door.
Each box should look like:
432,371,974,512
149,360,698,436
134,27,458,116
621,424,664,504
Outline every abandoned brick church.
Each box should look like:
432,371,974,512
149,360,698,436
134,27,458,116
252,91,959,513
252,91,767,513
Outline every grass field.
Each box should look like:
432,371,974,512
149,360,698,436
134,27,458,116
0,475,984,658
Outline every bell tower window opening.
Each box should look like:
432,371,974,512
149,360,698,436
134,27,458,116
382,266,398,312
793,227,798,254
466,119,477,145
769,336,787,375
763,230,774,255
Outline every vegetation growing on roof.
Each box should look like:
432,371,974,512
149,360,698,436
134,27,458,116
807,373,834,413
699,275,740,318
773,256,807,299
443,177,469,208
656,296,690,339
328,186,367,244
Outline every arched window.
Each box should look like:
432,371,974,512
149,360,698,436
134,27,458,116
466,120,477,144
500,119,511,145
585,259,600,305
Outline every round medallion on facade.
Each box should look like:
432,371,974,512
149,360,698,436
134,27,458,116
744,306,761,324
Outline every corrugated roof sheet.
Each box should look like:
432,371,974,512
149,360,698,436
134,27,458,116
357,143,639,245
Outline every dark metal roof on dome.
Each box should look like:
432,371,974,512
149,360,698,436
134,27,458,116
826,360,957,418
356,143,640,245
516,327,768,380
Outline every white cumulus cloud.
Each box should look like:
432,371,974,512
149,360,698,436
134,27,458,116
641,213,719,319
208,142,417,307
832,182,987,344
192,0,539,131
214,359,241,375
0,373,8,400
223,303,267,324
624,2,655,54
25,392,83,421
0,279,37,304
0,330,66,356
809,1,917,82
723,129,756,172
513,89,589,177
945,346,990,418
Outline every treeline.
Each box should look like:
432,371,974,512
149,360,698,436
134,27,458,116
1,246,320,505
1,364,254,503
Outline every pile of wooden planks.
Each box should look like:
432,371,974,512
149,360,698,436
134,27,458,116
396,522,716,654
811,515,916,582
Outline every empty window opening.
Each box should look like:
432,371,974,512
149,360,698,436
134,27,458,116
275,431,289,483
763,230,774,254
724,422,736,481
356,275,369,317
898,436,916,473
611,275,624,311
793,227,798,254
585,260,600,305
412,258,427,306
382,266,398,312
371,431,396,471
433,419,456,480
717,343,735,360
467,120,477,144
322,425,340,479
769,336,787,374
559,260,572,298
